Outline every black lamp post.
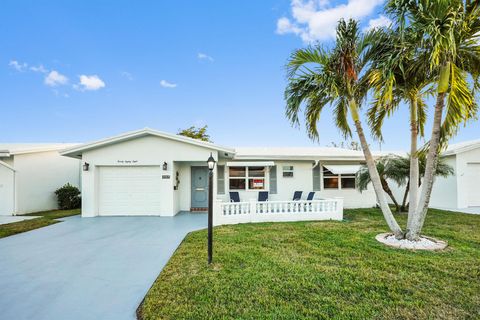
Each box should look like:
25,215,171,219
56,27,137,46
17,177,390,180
207,153,216,264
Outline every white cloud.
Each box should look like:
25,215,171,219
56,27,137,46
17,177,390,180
30,65,48,73
9,60,28,72
160,79,177,88
198,52,214,62
364,15,392,31
44,70,68,86
121,71,133,80
276,0,385,42
76,75,106,91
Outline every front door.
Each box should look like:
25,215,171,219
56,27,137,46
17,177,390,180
191,167,209,209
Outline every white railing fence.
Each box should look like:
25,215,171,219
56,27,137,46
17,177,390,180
214,198,343,226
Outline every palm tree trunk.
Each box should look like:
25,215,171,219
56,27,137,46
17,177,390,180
406,98,419,233
348,99,403,238
407,86,448,240
381,178,400,213
401,179,410,212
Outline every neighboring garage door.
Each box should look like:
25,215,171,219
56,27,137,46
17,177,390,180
98,166,162,216
466,163,480,207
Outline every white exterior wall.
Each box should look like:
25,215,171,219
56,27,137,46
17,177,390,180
0,164,15,215
456,148,480,208
80,136,218,217
428,155,458,209
13,151,80,214
216,160,376,208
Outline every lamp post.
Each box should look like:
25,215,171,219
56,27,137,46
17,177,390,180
207,153,216,264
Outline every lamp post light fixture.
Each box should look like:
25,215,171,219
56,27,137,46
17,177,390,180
207,153,216,264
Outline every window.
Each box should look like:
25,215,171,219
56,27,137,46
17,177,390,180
229,166,266,190
282,165,294,177
341,175,356,189
323,167,339,189
322,166,356,190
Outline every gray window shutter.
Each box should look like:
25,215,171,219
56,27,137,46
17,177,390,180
217,165,225,194
313,164,320,191
269,166,277,194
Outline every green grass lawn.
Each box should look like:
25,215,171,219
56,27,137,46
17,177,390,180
140,208,480,320
0,209,80,239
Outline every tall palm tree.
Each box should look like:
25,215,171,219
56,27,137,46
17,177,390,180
387,0,480,240
285,19,403,238
365,26,430,223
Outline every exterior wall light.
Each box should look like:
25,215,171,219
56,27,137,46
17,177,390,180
163,161,168,171
207,153,216,170
83,162,90,171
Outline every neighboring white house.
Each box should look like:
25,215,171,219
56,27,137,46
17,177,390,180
428,140,480,211
61,128,376,218
387,140,480,213
0,144,81,215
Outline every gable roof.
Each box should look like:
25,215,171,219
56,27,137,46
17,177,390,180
442,139,480,156
61,128,236,158
0,143,79,156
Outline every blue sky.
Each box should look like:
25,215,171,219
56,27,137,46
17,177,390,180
1,0,478,150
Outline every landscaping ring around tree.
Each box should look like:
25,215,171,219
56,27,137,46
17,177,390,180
375,233,447,251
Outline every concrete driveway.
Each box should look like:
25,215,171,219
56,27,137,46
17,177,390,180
0,212,206,320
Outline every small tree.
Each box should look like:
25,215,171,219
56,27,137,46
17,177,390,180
356,155,407,212
55,183,81,210
357,154,454,213
177,125,212,142
398,154,454,212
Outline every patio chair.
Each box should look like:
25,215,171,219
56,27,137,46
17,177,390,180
258,191,269,202
306,192,315,201
229,191,240,203
292,191,302,201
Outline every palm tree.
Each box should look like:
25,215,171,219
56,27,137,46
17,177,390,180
285,19,403,238
365,26,430,222
386,0,480,240
356,155,408,213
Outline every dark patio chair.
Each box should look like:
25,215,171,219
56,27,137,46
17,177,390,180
292,191,302,201
306,192,315,201
258,191,269,202
229,191,240,203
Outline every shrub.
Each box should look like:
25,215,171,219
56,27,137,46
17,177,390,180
55,183,81,210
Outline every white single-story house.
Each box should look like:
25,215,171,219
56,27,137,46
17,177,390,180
61,128,376,219
0,144,81,216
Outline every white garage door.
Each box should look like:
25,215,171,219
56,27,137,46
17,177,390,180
466,163,480,207
98,166,162,216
